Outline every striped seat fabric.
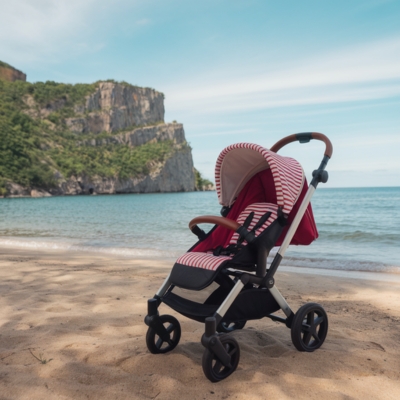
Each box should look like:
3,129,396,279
229,203,279,245
175,252,232,272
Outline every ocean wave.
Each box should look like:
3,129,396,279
0,237,181,259
1,236,398,274
318,230,400,245
277,255,400,274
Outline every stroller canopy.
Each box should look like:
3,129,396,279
215,143,305,214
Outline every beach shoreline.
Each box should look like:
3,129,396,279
2,241,399,280
1,247,400,399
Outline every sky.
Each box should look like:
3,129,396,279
1,0,400,187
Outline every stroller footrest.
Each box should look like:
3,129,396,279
162,292,218,322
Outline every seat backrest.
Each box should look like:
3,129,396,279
229,202,279,245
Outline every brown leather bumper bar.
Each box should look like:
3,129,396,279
189,216,240,233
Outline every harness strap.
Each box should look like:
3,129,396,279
213,210,273,257
237,211,272,244
243,211,255,228
251,211,271,233
237,212,255,244
213,243,245,257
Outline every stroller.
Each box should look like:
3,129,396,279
144,132,333,382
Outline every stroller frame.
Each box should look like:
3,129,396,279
144,132,333,382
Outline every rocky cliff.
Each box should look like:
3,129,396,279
55,143,195,196
0,61,26,82
65,82,165,134
0,78,198,197
79,122,186,148
51,122,195,196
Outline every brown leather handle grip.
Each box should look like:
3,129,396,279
270,132,333,158
189,215,240,232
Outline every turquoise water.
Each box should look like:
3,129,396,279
285,186,400,273
0,187,399,273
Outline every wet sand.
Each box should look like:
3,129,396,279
1,248,400,399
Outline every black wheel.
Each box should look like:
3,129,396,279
202,335,240,382
146,315,181,354
291,303,328,352
217,320,246,333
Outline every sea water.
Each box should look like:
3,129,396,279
0,187,399,273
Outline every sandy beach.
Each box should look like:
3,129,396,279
1,248,400,400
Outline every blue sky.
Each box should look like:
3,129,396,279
1,0,400,187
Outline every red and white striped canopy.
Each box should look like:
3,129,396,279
215,143,305,214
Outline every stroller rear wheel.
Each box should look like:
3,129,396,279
291,303,328,352
202,334,240,382
217,320,247,333
146,314,181,354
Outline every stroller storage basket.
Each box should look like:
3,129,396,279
162,285,280,324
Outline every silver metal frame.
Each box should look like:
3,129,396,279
156,274,171,297
269,286,292,317
215,279,245,317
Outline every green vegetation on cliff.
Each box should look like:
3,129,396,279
0,79,179,195
0,79,97,193
0,61,15,69
194,169,213,190
49,140,178,179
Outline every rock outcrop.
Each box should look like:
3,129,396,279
49,121,195,195
79,122,186,148
52,144,195,196
5,183,31,197
30,189,52,198
0,62,26,82
65,82,165,134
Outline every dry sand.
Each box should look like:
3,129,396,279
0,247,399,400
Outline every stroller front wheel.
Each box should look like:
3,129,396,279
202,334,240,382
291,303,328,352
146,314,181,354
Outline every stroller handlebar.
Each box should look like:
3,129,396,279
270,132,333,158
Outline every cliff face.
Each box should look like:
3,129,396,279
0,63,26,82
55,143,195,195
79,122,186,148
51,122,195,196
66,82,165,134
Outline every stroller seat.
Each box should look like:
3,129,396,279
175,252,232,271
171,202,282,290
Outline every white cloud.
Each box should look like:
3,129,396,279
0,0,137,64
0,1,90,54
165,36,400,114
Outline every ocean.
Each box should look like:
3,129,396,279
0,187,399,274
